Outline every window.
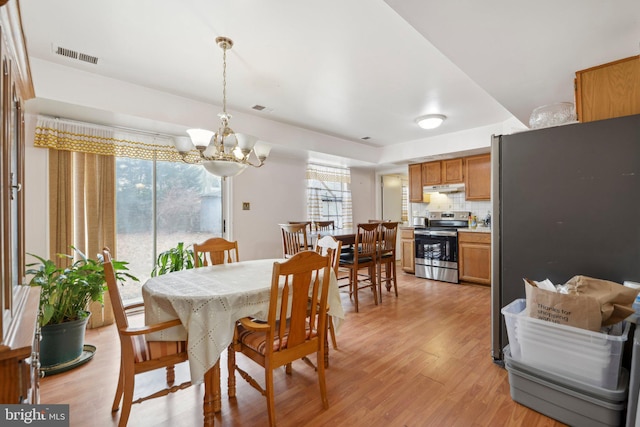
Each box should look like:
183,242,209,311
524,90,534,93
34,116,225,304
306,164,352,229
116,158,222,302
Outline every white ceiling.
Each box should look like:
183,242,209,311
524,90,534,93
18,0,640,167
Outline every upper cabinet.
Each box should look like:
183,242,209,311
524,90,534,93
409,156,483,202
421,161,442,186
408,163,423,202
465,154,491,201
422,159,463,186
575,55,640,123
442,158,463,184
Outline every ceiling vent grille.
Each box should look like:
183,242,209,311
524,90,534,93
252,105,266,111
56,46,77,60
78,52,99,65
55,46,99,65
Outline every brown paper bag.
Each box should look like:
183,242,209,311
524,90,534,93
525,279,602,331
525,276,639,332
565,275,637,326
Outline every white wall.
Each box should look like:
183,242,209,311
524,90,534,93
230,154,308,260
349,167,377,225
24,113,48,259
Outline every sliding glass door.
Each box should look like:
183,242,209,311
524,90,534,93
116,158,222,301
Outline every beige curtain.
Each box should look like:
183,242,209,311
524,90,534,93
48,150,116,328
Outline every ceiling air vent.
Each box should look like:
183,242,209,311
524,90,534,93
55,46,99,65
252,105,266,111
78,52,99,65
361,136,371,140
55,46,78,60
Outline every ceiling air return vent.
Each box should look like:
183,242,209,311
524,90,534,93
55,46,99,65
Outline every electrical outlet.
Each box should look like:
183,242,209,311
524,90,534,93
242,202,250,210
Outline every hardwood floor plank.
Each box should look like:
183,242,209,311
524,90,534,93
39,269,568,426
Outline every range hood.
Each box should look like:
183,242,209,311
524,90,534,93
423,183,465,194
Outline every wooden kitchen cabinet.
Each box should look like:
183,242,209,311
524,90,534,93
422,158,463,186
442,158,464,184
421,161,442,186
575,55,640,123
400,228,415,273
465,154,491,200
408,163,423,202
458,232,491,286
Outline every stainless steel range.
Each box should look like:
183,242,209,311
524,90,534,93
414,211,470,283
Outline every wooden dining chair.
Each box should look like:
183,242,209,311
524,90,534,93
228,250,333,427
280,223,310,257
193,237,239,266
315,235,342,350
103,248,191,427
314,220,335,231
376,221,400,302
338,222,380,312
288,221,313,249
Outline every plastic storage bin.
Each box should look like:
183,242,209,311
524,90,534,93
504,346,628,427
501,298,629,390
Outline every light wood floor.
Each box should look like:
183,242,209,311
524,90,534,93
40,270,566,427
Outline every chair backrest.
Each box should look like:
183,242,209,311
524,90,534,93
267,250,332,355
102,248,130,332
314,220,335,231
379,222,399,254
288,221,312,234
315,235,342,275
280,223,309,258
355,223,380,260
193,237,239,267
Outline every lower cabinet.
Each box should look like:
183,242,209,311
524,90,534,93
0,286,40,404
458,232,491,286
400,228,415,273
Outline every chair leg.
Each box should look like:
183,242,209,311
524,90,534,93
265,368,277,427
353,267,359,313
118,362,135,427
369,265,379,305
112,360,125,412
317,349,329,409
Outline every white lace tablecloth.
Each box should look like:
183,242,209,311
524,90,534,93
142,258,344,383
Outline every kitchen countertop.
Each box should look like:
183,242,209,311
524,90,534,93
458,227,491,233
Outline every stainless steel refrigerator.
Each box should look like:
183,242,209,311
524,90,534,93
490,114,640,362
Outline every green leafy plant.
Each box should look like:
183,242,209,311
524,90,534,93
26,246,138,327
151,242,198,276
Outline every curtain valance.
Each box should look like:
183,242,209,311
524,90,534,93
305,164,351,184
34,116,184,162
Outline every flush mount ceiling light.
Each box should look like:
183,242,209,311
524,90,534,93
416,114,447,130
174,36,271,178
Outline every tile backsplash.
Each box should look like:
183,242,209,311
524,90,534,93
411,192,492,222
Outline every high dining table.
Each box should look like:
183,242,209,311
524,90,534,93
141,257,344,426
316,228,357,246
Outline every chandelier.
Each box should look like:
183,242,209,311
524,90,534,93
175,36,271,178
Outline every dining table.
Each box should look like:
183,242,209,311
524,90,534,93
316,228,358,246
141,257,344,426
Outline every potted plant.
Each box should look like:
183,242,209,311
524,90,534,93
26,246,138,368
151,242,198,276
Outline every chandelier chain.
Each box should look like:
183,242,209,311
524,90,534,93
222,43,227,115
